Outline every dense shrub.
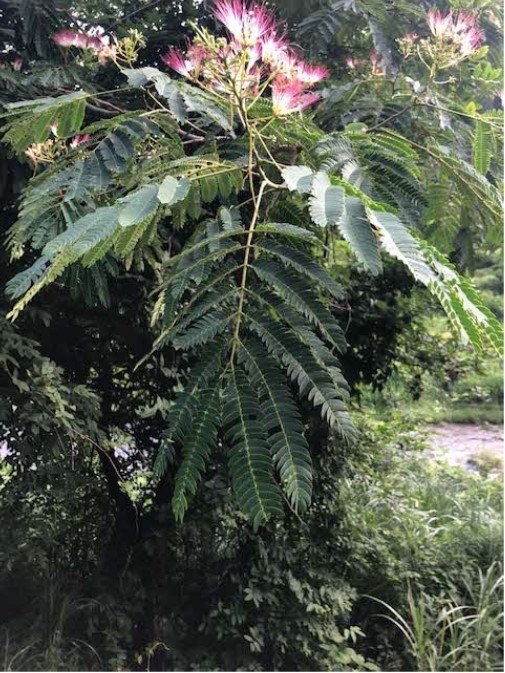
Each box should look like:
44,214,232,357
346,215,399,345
1,413,502,671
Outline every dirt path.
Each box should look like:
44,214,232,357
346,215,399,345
425,423,503,472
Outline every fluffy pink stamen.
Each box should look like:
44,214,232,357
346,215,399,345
426,9,483,55
213,0,276,45
52,29,107,52
70,134,91,148
161,48,195,77
261,34,289,64
297,62,328,86
271,79,320,115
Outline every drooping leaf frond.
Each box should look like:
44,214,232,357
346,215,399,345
224,368,284,530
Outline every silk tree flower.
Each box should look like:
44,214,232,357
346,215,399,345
346,56,357,69
12,57,23,71
52,29,81,47
52,28,108,52
369,51,380,66
427,9,453,39
70,134,91,148
245,43,262,69
161,48,195,77
458,23,484,56
426,9,483,55
98,44,118,65
271,80,320,116
86,35,104,50
403,32,418,44
213,0,276,46
260,34,289,65
370,50,385,75
162,41,210,78
52,30,91,49
187,43,209,70
296,62,328,86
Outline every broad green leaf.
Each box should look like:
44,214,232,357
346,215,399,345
158,176,191,205
282,165,314,193
309,172,345,227
118,185,160,227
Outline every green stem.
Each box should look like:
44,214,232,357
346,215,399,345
229,180,268,365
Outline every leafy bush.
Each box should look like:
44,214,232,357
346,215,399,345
1,411,502,671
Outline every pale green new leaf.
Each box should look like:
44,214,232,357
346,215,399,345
309,172,345,227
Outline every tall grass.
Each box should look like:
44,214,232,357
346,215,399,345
368,564,504,671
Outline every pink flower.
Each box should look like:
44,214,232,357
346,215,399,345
50,123,59,137
52,30,80,47
213,0,276,45
0,441,13,460
70,134,91,148
12,56,23,71
52,28,108,52
370,51,381,66
161,48,195,77
86,35,104,51
187,43,209,69
346,56,357,69
98,44,117,65
427,9,453,38
271,80,320,115
370,51,385,75
403,32,418,44
458,25,483,56
246,43,262,68
296,62,328,86
270,51,301,84
426,9,483,56
261,34,290,64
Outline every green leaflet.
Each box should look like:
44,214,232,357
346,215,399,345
158,176,191,205
309,172,346,227
337,197,382,275
42,206,120,257
473,119,493,175
366,208,503,355
252,258,346,352
172,387,221,521
247,312,356,443
224,368,284,530
238,339,312,513
118,185,160,227
282,165,314,193
256,239,343,299
366,208,435,286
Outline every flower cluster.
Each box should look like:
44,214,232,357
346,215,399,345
52,28,114,63
52,27,145,66
25,129,90,167
399,9,483,69
427,9,483,56
162,0,328,116
344,52,385,76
